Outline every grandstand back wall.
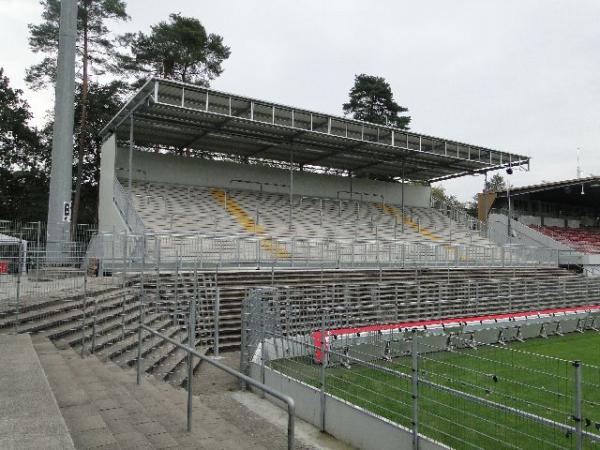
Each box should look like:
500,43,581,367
115,149,430,205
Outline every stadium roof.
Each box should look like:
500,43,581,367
100,78,530,183
495,176,600,197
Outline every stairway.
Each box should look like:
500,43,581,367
34,336,306,450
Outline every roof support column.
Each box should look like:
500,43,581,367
289,149,294,231
349,171,353,198
401,159,406,234
127,114,134,226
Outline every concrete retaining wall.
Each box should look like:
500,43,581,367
98,135,128,233
249,363,446,450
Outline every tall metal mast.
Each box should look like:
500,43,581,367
46,0,78,256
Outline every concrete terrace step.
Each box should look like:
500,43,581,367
35,336,296,450
0,288,128,330
114,322,183,367
45,295,138,342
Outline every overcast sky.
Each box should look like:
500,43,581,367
1,0,599,201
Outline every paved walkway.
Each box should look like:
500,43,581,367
0,334,75,449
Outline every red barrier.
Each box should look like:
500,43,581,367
313,304,600,363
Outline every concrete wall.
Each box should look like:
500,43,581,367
113,148,431,207
488,214,571,250
98,134,128,233
250,364,446,450
518,215,541,227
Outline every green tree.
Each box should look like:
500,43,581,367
27,0,129,228
26,0,129,89
484,173,506,192
0,68,49,220
118,13,231,85
431,185,464,210
343,74,411,129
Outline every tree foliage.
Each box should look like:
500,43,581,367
26,0,129,90
431,185,464,210
343,74,411,129
26,0,129,226
0,69,49,220
484,173,506,192
118,13,231,85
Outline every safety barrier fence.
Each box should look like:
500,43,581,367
0,219,97,246
241,286,600,450
87,231,566,272
430,196,487,238
113,179,146,235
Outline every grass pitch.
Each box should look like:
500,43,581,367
271,332,600,450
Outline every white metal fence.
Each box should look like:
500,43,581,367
87,231,565,273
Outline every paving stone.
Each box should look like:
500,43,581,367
70,427,117,449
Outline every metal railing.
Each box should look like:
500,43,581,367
137,324,296,450
430,196,486,237
113,179,146,235
89,231,562,272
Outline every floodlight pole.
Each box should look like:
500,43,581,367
46,0,78,257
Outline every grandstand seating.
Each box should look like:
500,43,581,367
529,225,600,254
127,180,491,248
0,267,577,381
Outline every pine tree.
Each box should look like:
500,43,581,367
343,74,411,129
27,0,129,228
117,13,231,86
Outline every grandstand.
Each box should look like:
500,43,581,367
483,176,600,274
3,78,599,450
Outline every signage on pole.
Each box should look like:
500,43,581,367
63,201,72,223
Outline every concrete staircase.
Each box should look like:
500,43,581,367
0,283,205,391
33,336,302,450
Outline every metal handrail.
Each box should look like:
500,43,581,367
137,324,296,450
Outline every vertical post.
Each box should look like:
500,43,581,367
401,159,406,233
46,0,77,253
127,114,134,223
213,269,220,357
260,300,266,398
187,294,196,432
574,360,583,450
91,312,97,354
80,269,88,357
507,178,512,242
411,332,419,450
319,309,327,432
136,250,146,384
289,149,294,230
14,238,24,333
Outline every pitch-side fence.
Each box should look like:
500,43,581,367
241,286,600,450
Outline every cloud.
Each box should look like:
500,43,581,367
2,0,599,200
